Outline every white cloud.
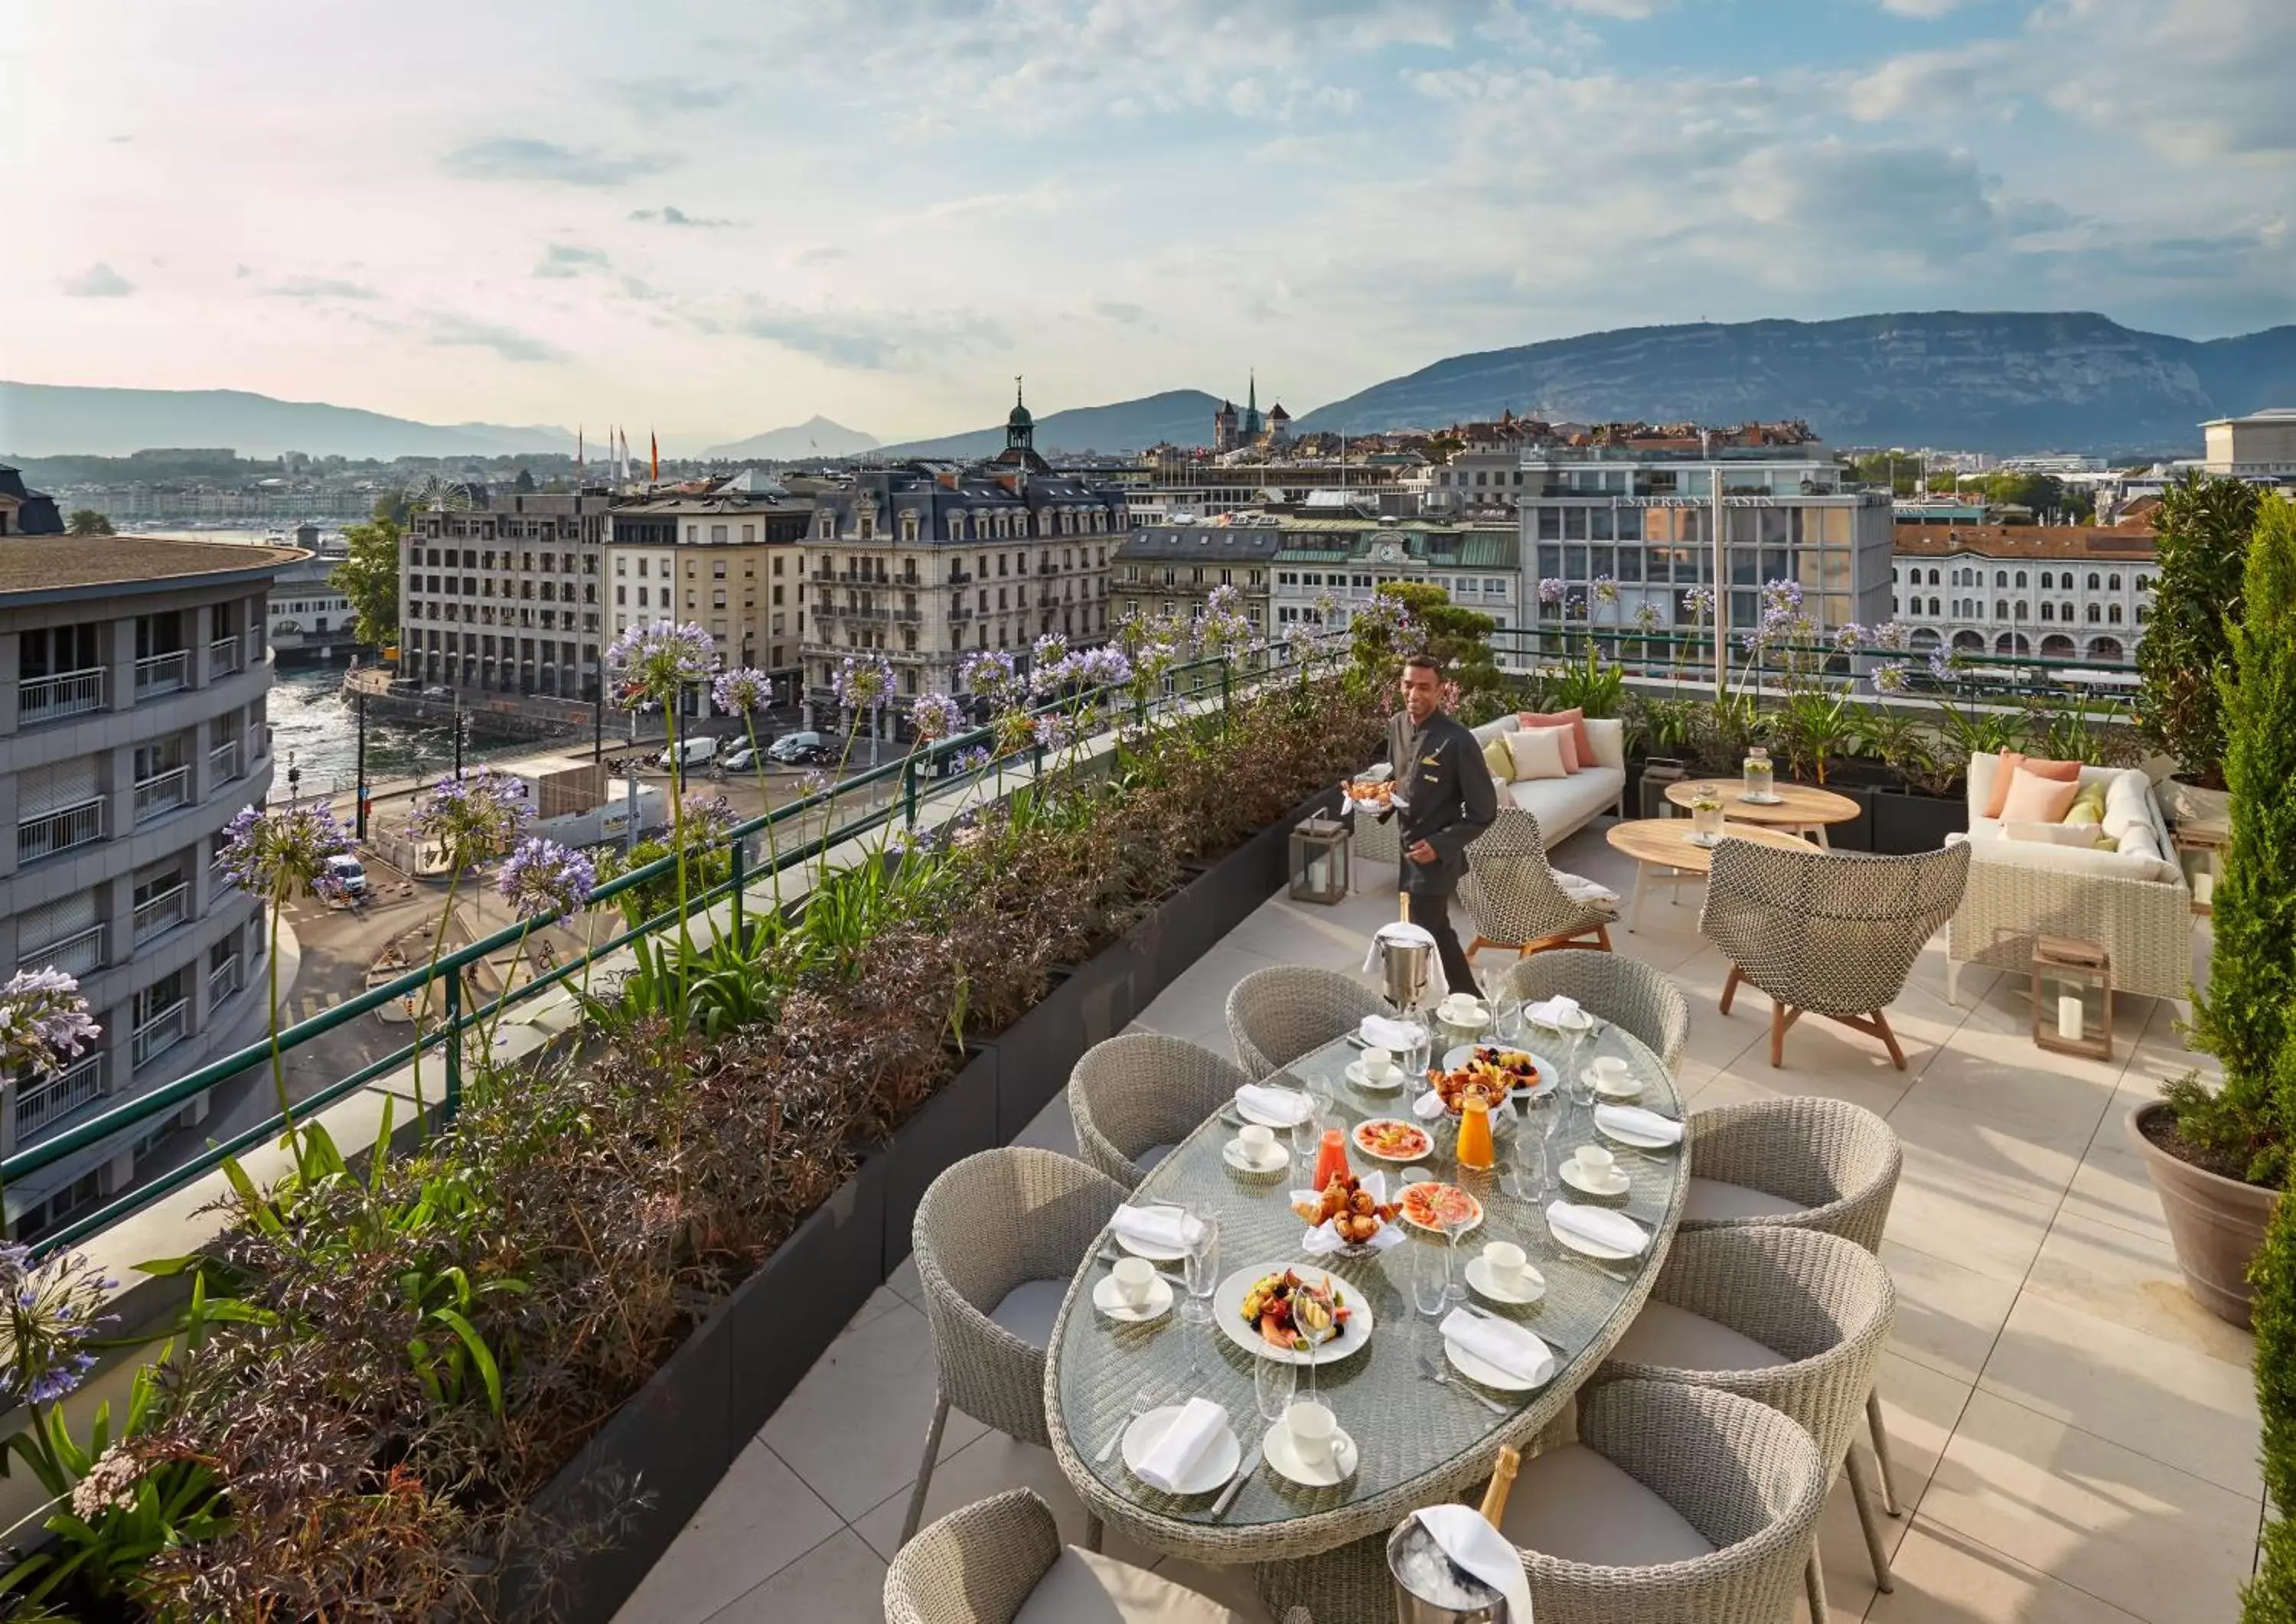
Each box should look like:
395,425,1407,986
60,262,135,298
422,311,568,364
269,276,380,300
442,137,676,188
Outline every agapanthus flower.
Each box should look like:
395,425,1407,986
911,692,967,742
959,649,1021,706
994,708,1041,758
1078,645,1132,687
1129,638,1179,687
1312,590,1339,622
217,801,350,897
1034,711,1075,750
950,745,993,775
0,1247,116,1412
794,770,833,798
1194,584,1254,652
407,768,531,870
496,837,598,921
0,968,101,1079
1681,584,1717,621
1869,620,1913,653
833,652,895,710
1630,602,1664,634
1870,660,1911,696
1926,647,1954,681
1537,576,1568,608
680,792,739,845
607,620,718,712
712,665,773,716
1032,631,1071,671
1590,574,1619,606
1029,651,1081,697
1834,621,1870,653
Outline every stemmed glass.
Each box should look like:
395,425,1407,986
1411,1236,1451,1332
1181,1208,1221,1379
1440,1204,1473,1304
1255,1352,1296,1432
1562,1019,1595,1110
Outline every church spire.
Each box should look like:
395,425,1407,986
1247,369,1257,413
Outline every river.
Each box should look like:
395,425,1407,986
266,666,540,796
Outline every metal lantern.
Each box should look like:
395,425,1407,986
1290,816,1351,905
2174,827,2228,916
2032,934,2112,1061
1639,758,1688,820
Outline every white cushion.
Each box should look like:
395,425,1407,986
1506,727,1572,781
1137,1143,1176,1173
1016,1547,1247,1624
1499,1443,1717,1567
2117,820,2165,864
2099,768,2157,844
988,1278,1068,1351
1553,869,1621,908
1610,1300,1794,1374
1968,832,2178,884
2004,820,2109,850
1683,1176,1812,1225
1506,766,1626,846
1583,716,1627,773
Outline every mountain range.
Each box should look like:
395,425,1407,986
873,390,1225,460
0,383,576,461
1296,312,2296,453
704,416,879,460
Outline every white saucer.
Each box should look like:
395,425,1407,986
1437,1002,1490,1029
1684,831,1723,849
1739,791,1785,805
1093,1273,1176,1323
1587,1068,1643,1101
1464,1256,1546,1305
1345,1059,1406,1092
1223,1139,1292,1176
1560,1159,1632,1198
1263,1420,1360,1488
1445,1331,1553,1393
1123,1407,1243,1495
1595,1114,1681,1152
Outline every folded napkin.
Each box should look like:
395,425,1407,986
1410,1505,1537,1624
1547,1201,1650,1257
1523,993,1593,1032
1235,1083,1316,1129
1295,1172,1407,1254
1358,1014,1426,1052
1411,1088,1448,1122
1440,1307,1554,1384
1111,1204,1203,1254
1594,1103,1684,1145
1133,1396,1229,1494
1362,921,1446,999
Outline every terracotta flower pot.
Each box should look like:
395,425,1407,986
2127,1101,2282,1326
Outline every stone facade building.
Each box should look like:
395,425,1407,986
401,492,612,700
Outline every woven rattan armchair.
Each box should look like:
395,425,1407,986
1225,964,1385,1080
1458,807,1616,960
902,1149,1127,1548
1068,1033,1251,1189
886,1489,1065,1624
1700,841,1970,1070
1505,1378,1829,1624
1499,948,1691,1074
1592,1228,1896,1622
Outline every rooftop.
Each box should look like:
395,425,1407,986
0,536,305,596
1893,523,2159,559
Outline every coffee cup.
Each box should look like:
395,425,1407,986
1589,1055,1632,1088
1482,1241,1530,1290
1440,996,1487,1024
1238,1123,1276,1161
1111,1257,1156,1307
1359,1045,1394,1081
1287,1400,1338,1467
1571,1145,1617,1180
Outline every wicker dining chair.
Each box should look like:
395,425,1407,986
1590,1227,1897,1622
902,1149,1128,1549
1683,1096,1908,1521
1068,1033,1251,1190
1224,964,1385,1080
1499,948,1691,1074
1700,841,1970,1070
1499,1378,1829,1624
1455,807,1618,962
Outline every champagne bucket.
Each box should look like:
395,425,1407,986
1378,934,1433,1013
1387,1520,1508,1623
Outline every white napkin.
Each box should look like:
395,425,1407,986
1547,1201,1650,1257
1411,1505,1537,1624
1235,1084,1316,1128
1293,1172,1407,1254
1362,921,1447,999
1440,1307,1555,1384
1522,994,1593,1032
1111,1204,1203,1254
1594,1103,1684,1145
1133,1396,1229,1494
1358,1014,1424,1052
1412,1088,1449,1122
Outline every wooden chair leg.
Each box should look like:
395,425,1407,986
1719,964,1744,1015
1769,1000,1790,1068
1466,936,1495,961
1593,923,1613,952
1874,1009,1907,1071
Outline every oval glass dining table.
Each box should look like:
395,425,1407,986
1044,1016,1691,1612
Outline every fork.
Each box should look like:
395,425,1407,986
1418,1347,1509,1416
1097,1386,1157,1465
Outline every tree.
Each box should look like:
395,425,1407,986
64,509,114,536
331,515,403,649
1369,581,1507,717
514,467,536,493
2137,473,2261,787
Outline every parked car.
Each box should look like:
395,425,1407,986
657,735,718,771
719,742,758,772
766,730,827,765
322,854,370,897
420,686,452,699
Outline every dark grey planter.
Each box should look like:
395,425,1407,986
1870,787,1968,854
1815,783,1876,852
991,967,1086,1143
882,1046,999,1277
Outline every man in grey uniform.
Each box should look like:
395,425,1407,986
1384,651,1497,999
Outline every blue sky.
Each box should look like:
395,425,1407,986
5,0,2291,446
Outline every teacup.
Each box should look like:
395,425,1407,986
1588,1055,1634,1091
1111,1257,1157,1307
1570,1146,1619,1182
1238,1123,1277,1161
1482,1241,1531,1291
1440,996,1489,1026
1287,1400,1338,1467
1359,1045,1395,1082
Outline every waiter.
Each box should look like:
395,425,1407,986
1384,651,1496,999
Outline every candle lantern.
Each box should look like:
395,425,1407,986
2032,934,2112,1061
1290,816,1351,905
2174,827,2227,917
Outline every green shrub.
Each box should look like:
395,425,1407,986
2138,473,2262,788
2247,1177,2296,1623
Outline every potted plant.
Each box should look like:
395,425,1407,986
2132,494,2294,1324
2137,473,2260,830
1851,705,1970,855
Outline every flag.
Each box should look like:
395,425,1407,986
650,431,658,484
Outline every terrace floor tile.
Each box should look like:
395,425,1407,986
1876,1240,2023,1385
1866,1520,2159,1624
608,1441,843,1624
2019,1208,2258,1371
704,1529,887,1623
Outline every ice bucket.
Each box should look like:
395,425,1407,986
1387,1518,1509,1624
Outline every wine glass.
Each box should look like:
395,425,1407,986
1400,1016,1432,1084
1440,1204,1473,1304
1501,1103,1547,1202
1411,1236,1451,1326
1563,1021,1595,1109
1255,1350,1296,1428
1290,1109,1322,1177
1181,1209,1221,1378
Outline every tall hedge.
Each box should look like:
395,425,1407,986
2247,1163,2296,1623
2138,474,2261,788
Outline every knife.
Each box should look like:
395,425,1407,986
1211,1437,1263,1517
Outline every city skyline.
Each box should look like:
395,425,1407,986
5,0,2292,444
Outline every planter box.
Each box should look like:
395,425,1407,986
2127,1102,2281,1327
991,967,1084,1143
1814,783,1875,853
881,1047,998,1277
1870,787,1967,854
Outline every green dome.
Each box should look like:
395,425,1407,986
1008,402,1033,428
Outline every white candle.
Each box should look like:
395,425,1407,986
2195,868,2215,905
2057,993,2084,1043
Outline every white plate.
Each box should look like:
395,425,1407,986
1223,1139,1292,1176
1114,1209,1195,1263
1548,1212,1648,1263
1093,1272,1175,1323
1236,1089,1317,1130
1684,831,1723,849
1587,1068,1643,1101
1352,1118,1435,1163
1595,1114,1681,1151
1215,1264,1376,1367
1345,1059,1406,1092
1399,1185,1484,1236
1263,1420,1360,1488
1560,1159,1632,1199
1440,1046,1557,1097
1739,791,1785,805
1464,1255,1546,1306
1123,1406,1244,1495
1445,1329,1553,1393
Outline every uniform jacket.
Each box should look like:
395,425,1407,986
1384,708,1498,896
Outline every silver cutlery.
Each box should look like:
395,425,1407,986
1418,1347,1510,1415
1211,1436,1264,1516
1097,1386,1156,1465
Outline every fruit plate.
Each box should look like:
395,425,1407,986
1399,1182,1484,1234
1352,1117,1433,1163
1215,1264,1375,1367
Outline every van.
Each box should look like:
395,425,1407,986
766,730,826,764
657,735,719,771
322,854,370,897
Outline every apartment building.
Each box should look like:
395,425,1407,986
0,538,289,1239
1890,521,2157,664
1110,520,1283,640
401,492,612,700
604,486,813,706
1267,514,1521,634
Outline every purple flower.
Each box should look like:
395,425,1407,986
950,745,993,775
1590,574,1619,606
496,838,598,921
1032,631,1071,670
607,620,718,712
1870,620,1913,652
1033,711,1075,751
680,792,739,845
1078,645,1133,687
795,769,833,798
911,692,967,742
833,652,895,710
0,968,101,1080
1029,651,1081,697
0,1247,115,1413
1630,602,1663,634
1537,576,1567,608
1870,660,1911,696
712,665,772,716
959,649,1020,706
1681,584,1717,621
217,801,350,896
408,769,531,870
1926,647,1954,681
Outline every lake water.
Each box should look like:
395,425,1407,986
266,666,538,795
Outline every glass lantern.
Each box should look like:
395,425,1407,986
2175,829,2226,917
1290,816,1351,905
1743,745,1776,801
2031,934,2112,1061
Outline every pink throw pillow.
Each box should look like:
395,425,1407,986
1998,765,2082,823
1519,709,1592,771
1984,751,2079,818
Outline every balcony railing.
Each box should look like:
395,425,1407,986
130,1002,187,1071
18,666,105,725
134,651,188,697
210,737,240,782
208,954,243,1009
18,797,105,865
209,634,243,676
15,1054,104,1140
132,882,190,946
24,921,104,979
133,766,191,823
